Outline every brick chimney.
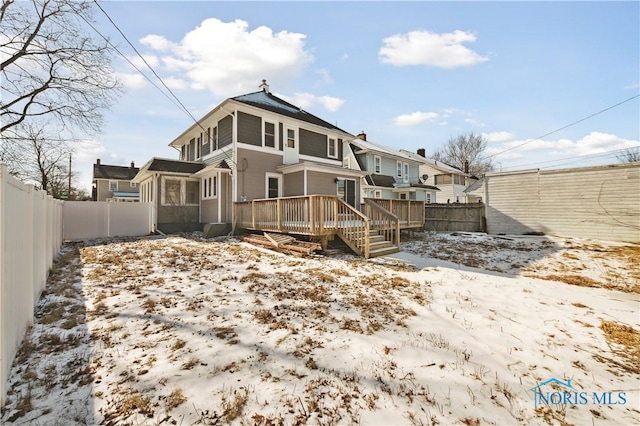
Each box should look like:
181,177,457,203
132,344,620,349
417,148,426,158
96,158,101,165
259,79,269,93
130,161,135,168
357,131,367,141
464,160,469,174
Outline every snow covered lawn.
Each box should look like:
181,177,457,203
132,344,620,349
1,232,638,425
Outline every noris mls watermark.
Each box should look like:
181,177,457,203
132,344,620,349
529,378,627,408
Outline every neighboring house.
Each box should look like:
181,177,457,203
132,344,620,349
133,80,365,233
400,149,477,203
464,177,485,203
92,159,140,202
344,134,439,204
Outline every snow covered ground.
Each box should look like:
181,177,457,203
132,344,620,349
1,232,638,425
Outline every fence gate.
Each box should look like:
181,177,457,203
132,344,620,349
424,203,486,232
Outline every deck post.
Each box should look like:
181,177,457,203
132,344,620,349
251,201,256,229
277,198,282,232
309,196,315,234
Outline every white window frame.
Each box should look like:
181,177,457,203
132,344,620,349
263,121,277,149
374,190,382,198
202,175,218,200
327,137,338,159
426,193,432,204
343,157,350,169
403,163,409,183
374,156,382,174
265,173,282,198
109,180,118,192
286,128,296,149
130,182,137,188
396,161,402,178
161,177,199,206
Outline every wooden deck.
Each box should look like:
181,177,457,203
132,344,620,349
233,195,425,258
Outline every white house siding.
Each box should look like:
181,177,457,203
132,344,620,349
418,164,468,203
485,163,640,243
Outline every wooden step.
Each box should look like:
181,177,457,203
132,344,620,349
369,240,393,250
368,245,400,258
369,234,386,243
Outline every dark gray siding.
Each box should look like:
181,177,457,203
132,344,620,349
236,148,284,200
238,111,261,146
299,129,327,158
278,123,283,151
283,171,304,196
219,115,233,148
188,139,195,161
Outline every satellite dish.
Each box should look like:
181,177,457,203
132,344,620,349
421,174,429,181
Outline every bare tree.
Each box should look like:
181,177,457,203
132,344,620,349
1,122,83,199
616,146,640,163
0,0,121,135
432,132,495,176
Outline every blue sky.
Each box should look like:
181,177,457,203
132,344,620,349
74,1,639,190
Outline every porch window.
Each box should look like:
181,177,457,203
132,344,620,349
165,179,181,205
202,176,217,199
130,182,137,188
109,180,118,192
328,138,337,159
399,193,408,200
374,190,382,198
264,122,275,148
186,181,199,204
374,156,381,174
426,193,432,203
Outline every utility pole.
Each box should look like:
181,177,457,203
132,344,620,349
68,153,72,200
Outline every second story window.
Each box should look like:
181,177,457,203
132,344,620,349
264,122,275,148
403,163,409,182
374,156,381,174
286,128,296,148
396,161,402,178
109,180,118,192
328,138,337,159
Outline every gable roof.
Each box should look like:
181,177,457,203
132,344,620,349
350,139,422,164
399,150,472,176
232,90,351,135
93,163,139,181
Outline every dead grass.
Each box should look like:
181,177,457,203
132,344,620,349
600,320,640,374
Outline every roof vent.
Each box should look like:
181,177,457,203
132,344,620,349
259,79,269,93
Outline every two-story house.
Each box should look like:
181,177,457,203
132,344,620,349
92,159,140,202
400,149,477,203
133,80,365,234
344,134,439,203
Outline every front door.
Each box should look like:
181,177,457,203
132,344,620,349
283,127,299,164
266,173,282,198
337,178,356,207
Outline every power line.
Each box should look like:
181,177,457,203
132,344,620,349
483,94,640,160
499,145,640,171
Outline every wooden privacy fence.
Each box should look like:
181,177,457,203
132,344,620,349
0,164,63,405
62,201,153,240
424,203,486,232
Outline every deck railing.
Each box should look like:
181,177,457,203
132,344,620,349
363,199,400,250
234,195,372,256
364,198,425,228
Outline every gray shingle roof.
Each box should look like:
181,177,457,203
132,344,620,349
232,91,351,134
365,174,397,188
93,164,139,181
145,159,204,174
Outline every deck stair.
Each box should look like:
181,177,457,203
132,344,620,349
234,195,410,258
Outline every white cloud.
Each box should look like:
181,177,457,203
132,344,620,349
138,18,312,97
464,118,486,127
282,92,345,113
315,69,333,86
379,30,488,68
126,54,160,69
393,111,440,127
493,132,638,157
624,82,639,90
116,72,147,89
483,131,516,143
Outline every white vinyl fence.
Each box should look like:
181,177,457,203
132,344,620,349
62,201,153,241
0,164,63,405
